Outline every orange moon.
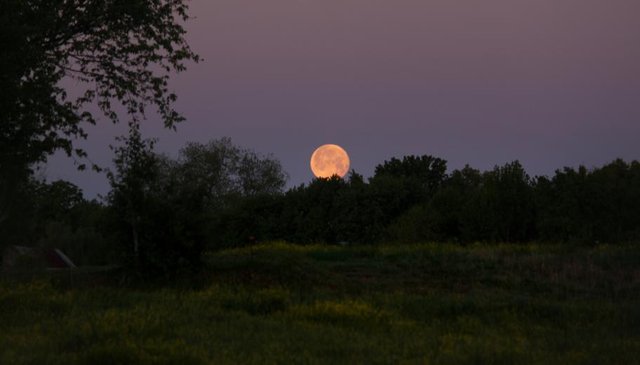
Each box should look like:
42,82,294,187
310,144,350,178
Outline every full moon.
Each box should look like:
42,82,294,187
310,144,350,178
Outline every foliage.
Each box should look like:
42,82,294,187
0,0,199,169
34,187,117,266
176,138,288,250
107,135,288,274
0,0,198,251
373,154,447,197
107,123,201,275
370,155,447,219
0,176,39,248
536,159,640,243
1,243,639,364
176,138,287,208
213,172,387,246
214,156,640,246
477,161,536,242
0,176,116,264
6,149,640,269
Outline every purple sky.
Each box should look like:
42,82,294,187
47,0,640,198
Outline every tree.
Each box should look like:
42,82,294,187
107,136,288,271
367,155,448,236
479,161,536,242
107,122,161,267
333,171,386,243
534,166,591,242
180,138,288,248
177,138,288,208
0,175,40,247
0,0,199,228
386,165,482,243
34,180,84,221
536,159,640,243
372,155,447,197
32,181,117,266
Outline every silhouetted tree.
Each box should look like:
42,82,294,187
284,176,347,244
0,176,116,265
373,155,447,198
107,136,288,268
0,0,199,239
386,165,483,243
176,138,287,209
479,161,536,242
107,123,162,269
34,180,84,222
591,159,640,242
534,167,591,242
333,171,386,243
0,176,39,248
536,159,640,243
178,138,287,248
34,184,117,266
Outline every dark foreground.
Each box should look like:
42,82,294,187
1,243,639,364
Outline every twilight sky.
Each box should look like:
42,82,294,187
47,0,640,198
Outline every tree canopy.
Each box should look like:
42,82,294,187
0,0,198,170
0,0,199,232
107,135,288,273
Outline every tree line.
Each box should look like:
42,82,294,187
2,136,638,274
217,155,640,247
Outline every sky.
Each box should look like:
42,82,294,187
46,0,640,198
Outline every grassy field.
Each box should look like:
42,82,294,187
1,242,639,364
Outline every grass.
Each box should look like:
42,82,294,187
1,242,639,364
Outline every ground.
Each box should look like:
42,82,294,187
1,242,639,364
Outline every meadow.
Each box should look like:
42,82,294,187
1,242,639,364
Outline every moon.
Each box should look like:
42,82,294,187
310,144,350,178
